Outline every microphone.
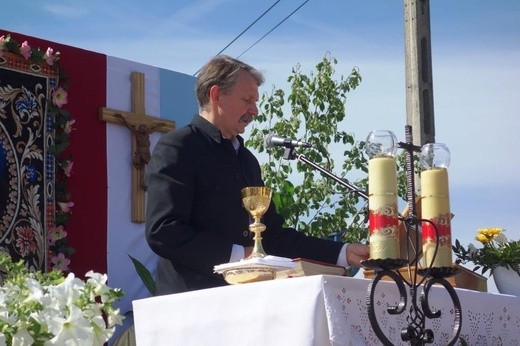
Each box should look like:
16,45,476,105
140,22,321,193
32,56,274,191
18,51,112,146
264,133,312,148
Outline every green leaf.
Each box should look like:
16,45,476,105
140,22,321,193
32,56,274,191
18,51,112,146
128,255,157,296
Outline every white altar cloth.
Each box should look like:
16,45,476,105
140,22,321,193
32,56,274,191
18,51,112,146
133,275,520,345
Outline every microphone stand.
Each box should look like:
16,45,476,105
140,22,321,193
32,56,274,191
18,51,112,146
282,147,369,201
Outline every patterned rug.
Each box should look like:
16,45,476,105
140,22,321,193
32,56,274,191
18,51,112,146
0,53,58,271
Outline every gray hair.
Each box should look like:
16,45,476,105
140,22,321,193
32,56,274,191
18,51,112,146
195,55,264,110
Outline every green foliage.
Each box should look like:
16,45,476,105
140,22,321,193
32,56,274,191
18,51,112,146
129,255,157,296
453,228,520,276
247,53,369,243
0,254,64,286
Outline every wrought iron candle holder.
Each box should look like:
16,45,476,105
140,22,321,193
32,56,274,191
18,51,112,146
277,125,461,345
361,125,461,345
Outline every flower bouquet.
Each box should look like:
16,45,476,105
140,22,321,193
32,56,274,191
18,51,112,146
453,228,520,276
0,253,124,345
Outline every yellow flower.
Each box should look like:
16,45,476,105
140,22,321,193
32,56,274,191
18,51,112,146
476,227,503,244
478,227,502,236
454,227,519,277
476,233,490,244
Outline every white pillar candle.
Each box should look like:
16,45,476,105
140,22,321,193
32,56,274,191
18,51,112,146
421,167,452,268
368,156,400,260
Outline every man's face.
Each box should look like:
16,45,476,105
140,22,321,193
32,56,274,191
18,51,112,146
215,70,259,139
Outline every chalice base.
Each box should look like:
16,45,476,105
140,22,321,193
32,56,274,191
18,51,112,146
246,252,265,259
223,267,276,285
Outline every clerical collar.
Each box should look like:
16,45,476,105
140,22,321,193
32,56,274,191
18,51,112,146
230,136,240,153
192,115,242,152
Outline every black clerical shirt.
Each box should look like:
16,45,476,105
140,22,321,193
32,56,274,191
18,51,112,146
145,115,343,291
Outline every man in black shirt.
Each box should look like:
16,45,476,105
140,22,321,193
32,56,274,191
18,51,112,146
145,55,369,292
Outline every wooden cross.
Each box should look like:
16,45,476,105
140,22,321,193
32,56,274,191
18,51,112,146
100,72,175,223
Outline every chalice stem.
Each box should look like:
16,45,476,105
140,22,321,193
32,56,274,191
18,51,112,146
249,220,267,258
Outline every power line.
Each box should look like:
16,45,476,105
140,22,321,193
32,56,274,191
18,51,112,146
215,0,282,57
193,0,282,76
236,0,310,59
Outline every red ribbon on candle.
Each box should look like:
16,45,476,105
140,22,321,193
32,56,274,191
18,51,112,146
369,211,399,233
422,213,451,241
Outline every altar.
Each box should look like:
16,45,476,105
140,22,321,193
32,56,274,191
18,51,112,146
133,275,520,345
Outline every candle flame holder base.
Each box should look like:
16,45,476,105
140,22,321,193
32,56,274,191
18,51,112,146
417,266,459,279
361,258,408,271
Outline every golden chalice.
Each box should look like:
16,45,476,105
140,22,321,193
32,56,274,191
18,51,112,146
241,186,272,259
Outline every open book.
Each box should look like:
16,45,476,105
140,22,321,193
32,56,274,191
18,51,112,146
214,256,347,281
276,258,347,279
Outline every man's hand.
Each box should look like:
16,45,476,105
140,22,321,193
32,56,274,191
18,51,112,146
346,243,370,267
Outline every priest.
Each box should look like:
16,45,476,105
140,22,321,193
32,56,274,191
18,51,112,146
145,55,369,293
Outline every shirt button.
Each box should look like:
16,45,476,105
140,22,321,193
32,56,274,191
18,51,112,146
242,231,249,237
234,172,241,180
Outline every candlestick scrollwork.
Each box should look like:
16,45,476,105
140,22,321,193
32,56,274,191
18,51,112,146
276,126,462,345
362,125,462,346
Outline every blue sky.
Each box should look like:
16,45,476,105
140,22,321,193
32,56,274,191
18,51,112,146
3,1,519,292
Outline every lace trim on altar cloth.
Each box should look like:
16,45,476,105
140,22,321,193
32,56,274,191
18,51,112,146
322,277,520,346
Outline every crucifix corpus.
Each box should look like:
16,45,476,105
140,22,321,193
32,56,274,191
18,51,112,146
100,71,175,223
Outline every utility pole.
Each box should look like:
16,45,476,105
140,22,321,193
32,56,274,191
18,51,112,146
404,0,435,146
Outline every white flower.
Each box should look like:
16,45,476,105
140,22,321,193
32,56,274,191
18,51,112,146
11,328,34,346
47,273,84,309
0,254,124,345
90,315,113,345
85,270,107,285
467,243,478,255
107,308,124,328
0,308,15,325
24,278,45,303
495,232,508,245
86,271,111,298
46,305,94,345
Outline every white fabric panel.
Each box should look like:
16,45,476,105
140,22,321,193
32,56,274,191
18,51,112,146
106,56,161,326
133,276,329,346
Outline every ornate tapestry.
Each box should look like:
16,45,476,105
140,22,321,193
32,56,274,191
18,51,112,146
0,52,58,271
